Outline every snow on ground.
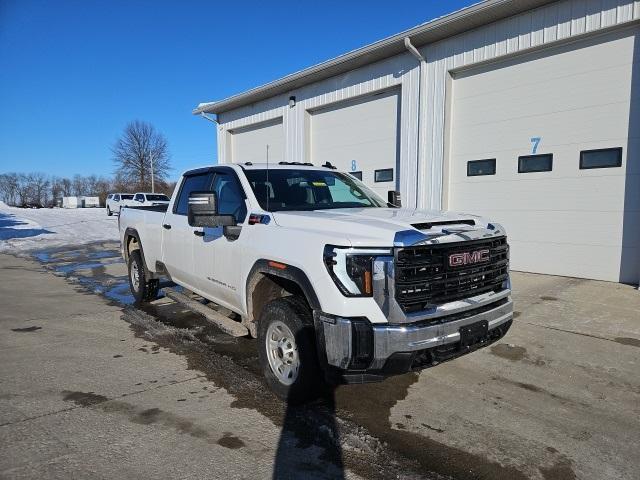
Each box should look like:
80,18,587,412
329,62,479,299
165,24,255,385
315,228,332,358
0,201,119,253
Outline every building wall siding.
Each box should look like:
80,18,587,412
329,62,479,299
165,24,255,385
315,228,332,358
217,53,422,206
421,0,640,209
215,0,638,210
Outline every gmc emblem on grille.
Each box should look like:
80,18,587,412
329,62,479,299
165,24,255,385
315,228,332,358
449,249,490,267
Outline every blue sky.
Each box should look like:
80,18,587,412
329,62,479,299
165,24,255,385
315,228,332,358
0,0,476,180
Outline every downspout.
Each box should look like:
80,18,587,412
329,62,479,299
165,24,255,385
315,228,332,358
199,112,219,124
198,111,222,162
404,37,426,210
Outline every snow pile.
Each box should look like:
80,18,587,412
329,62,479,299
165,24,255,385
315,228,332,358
0,202,119,253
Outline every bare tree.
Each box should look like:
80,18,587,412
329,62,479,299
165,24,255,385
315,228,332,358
60,177,72,197
93,176,112,206
112,120,171,191
112,171,133,193
72,174,88,196
85,175,99,195
26,172,50,206
0,173,19,205
15,174,30,206
50,177,64,203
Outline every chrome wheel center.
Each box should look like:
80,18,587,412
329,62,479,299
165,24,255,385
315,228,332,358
266,321,299,386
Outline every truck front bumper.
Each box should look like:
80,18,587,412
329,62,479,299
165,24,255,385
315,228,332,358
314,292,513,384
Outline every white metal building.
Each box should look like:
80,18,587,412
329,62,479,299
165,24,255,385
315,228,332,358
195,0,639,285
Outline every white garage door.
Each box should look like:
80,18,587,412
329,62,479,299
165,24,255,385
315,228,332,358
229,118,284,164
448,29,639,283
309,90,399,198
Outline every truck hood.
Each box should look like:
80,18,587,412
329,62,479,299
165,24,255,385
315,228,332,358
271,208,505,247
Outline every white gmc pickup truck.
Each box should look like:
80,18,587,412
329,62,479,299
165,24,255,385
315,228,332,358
119,163,513,402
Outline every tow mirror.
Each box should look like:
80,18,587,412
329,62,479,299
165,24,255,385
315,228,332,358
388,190,401,207
188,191,236,229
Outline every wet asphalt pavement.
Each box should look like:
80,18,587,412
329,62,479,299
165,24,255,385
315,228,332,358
8,241,640,479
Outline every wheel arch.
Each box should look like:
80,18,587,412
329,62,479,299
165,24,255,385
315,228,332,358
123,227,151,275
245,260,321,332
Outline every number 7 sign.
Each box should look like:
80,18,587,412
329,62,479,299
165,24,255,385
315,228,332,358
530,137,541,154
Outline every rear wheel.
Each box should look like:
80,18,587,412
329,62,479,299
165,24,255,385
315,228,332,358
128,250,159,305
258,296,324,404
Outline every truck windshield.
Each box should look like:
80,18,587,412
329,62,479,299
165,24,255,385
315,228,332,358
146,194,169,201
244,169,387,212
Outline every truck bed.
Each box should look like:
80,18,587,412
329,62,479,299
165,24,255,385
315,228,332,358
119,205,167,272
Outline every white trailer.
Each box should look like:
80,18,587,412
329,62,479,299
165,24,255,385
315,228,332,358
62,197,78,209
79,196,100,208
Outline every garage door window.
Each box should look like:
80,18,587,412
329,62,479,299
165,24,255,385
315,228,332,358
374,169,393,182
467,159,496,176
580,147,622,169
518,154,553,173
349,171,363,180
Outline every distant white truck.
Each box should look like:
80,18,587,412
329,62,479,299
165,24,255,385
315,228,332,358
132,192,170,208
118,163,513,402
106,193,135,216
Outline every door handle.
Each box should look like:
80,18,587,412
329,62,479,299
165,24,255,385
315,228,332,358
193,230,205,237
163,224,172,230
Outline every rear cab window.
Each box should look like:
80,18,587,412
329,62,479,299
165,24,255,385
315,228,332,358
146,194,169,201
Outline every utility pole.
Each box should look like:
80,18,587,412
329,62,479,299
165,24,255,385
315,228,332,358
150,152,155,193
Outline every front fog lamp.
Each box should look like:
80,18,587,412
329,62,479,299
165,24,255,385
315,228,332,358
324,246,391,297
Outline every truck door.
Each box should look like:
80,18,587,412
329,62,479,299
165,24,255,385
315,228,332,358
161,171,214,291
192,168,248,311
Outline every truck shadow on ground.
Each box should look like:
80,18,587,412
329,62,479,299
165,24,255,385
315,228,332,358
273,331,345,480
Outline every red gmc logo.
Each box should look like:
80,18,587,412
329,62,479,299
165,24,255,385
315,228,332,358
449,249,490,267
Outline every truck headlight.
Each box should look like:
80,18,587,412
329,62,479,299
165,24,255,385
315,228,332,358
323,246,392,297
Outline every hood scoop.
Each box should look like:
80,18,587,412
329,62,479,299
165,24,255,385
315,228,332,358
411,219,475,230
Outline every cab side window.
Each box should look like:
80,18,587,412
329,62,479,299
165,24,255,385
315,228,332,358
211,172,247,223
174,172,213,215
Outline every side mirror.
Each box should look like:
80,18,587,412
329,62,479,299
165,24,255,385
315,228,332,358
188,191,236,228
388,190,402,207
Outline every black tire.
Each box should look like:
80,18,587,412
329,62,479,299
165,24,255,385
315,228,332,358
257,296,324,404
128,250,159,305
107,207,112,216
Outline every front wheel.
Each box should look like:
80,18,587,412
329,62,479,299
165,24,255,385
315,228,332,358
257,296,324,404
107,207,112,216
128,250,159,305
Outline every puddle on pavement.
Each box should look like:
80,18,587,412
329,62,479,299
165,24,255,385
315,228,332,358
33,242,134,305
